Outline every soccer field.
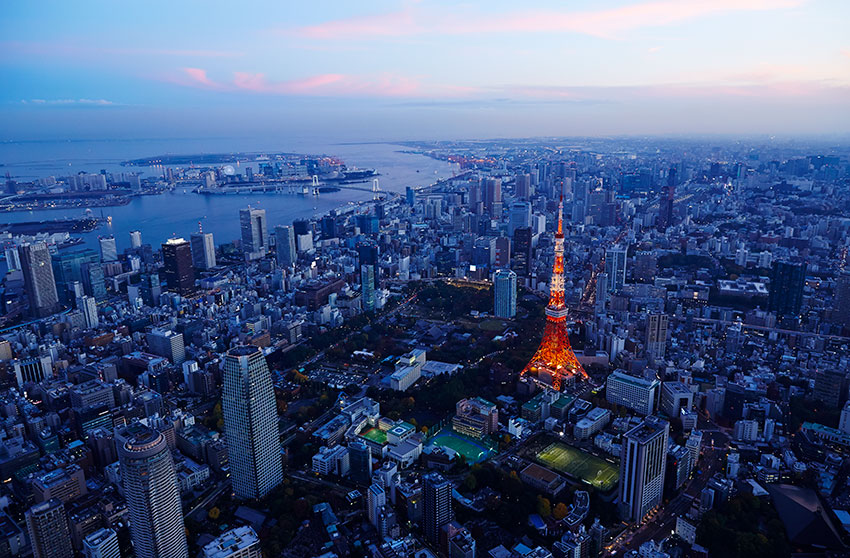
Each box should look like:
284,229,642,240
360,427,387,444
427,431,494,464
536,442,619,491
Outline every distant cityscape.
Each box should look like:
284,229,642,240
0,135,848,558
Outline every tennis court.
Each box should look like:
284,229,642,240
427,431,494,464
536,442,618,491
359,427,387,444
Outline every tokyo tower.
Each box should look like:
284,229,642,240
521,198,587,391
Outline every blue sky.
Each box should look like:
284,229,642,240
1,0,848,140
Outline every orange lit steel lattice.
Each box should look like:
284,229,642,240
521,198,587,391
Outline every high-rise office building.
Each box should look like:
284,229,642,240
52,248,101,304
146,328,186,365
604,247,627,293
239,208,268,259
162,238,195,296
83,528,120,558
98,236,117,262
222,346,283,499
768,261,807,317
645,313,668,360
5,246,20,271
349,440,372,484
595,272,608,314
25,499,73,558
320,215,337,239
20,242,60,317
129,230,142,249
619,417,669,522
274,225,296,268
482,178,502,218
82,261,107,301
358,242,379,312
367,483,386,526
657,168,676,231
423,472,453,544
512,226,532,277
515,173,532,200
494,269,517,319
78,295,99,329
633,251,657,284
836,273,850,328
509,202,532,236
813,369,847,408
116,423,188,558
190,232,216,269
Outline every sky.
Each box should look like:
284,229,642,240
1,0,849,141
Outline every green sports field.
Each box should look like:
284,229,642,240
427,431,494,464
536,442,618,491
360,427,387,444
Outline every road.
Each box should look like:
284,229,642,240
184,478,230,522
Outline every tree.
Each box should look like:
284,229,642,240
464,473,478,491
208,507,220,520
553,502,568,520
420,425,429,435
536,496,551,518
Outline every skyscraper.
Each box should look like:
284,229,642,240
494,269,517,319
146,328,186,365
51,248,101,304
83,528,120,558
240,208,268,259
595,272,608,314
619,417,669,522
423,472,453,544
605,247,627,293
836,273,850,328
25,499,73,558
515,173,532,200
190,232,216,269
482,177,502,218
512,226,532,277
358,242,379,312
222,346,283,499
274,225,296,268
20,242,60,317
129,230,142,249
657,168,676,231
98,236,117,262
161,238,195,296
367,482,386,526
78,295,99,329
349,440,372,484
769,261,807,317
645,313,668,360
116,423,188,558
509,202,532,236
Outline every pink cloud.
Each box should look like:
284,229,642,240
171,68,462,98
288,0,805,40
182,68,224,90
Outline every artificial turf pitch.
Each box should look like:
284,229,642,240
536,442,619,491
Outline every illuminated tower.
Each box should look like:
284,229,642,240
521,199,587,390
